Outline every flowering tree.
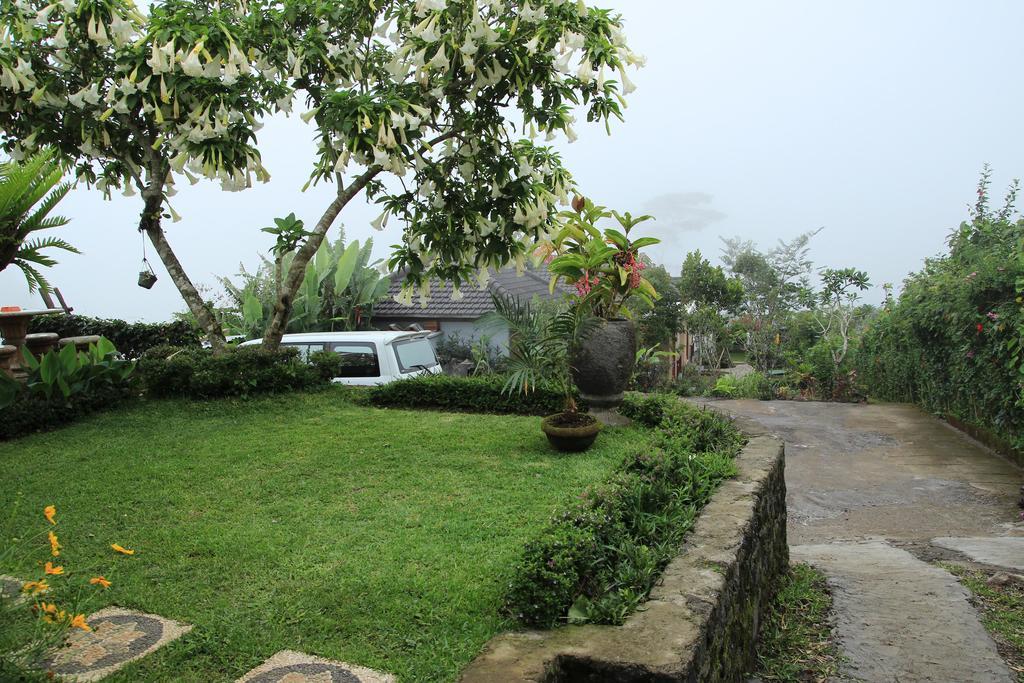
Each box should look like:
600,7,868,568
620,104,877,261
257,0,643,347
0,0,288,347
1,0,642,350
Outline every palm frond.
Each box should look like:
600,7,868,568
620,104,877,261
12,258,51,294
19,236,81,254
19,181,71,238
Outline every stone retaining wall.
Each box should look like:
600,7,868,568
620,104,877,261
460,418,787,683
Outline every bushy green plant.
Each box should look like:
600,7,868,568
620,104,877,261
544,199,661,319
368,374,572,416
671,364,716,397
137,345,323,399
0,384,133,441
504,400,742,628
855,167,1023,449
630,345,671,392
619,391,678,427
29,315,201,360
0,337,136,440
20,338,134,401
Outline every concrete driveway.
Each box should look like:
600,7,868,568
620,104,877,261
697,399,1024,682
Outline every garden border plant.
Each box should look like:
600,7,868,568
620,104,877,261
0,337,137,441
29,315,201,361
855,167,1024,454
368,373,573,416
503,393,744,627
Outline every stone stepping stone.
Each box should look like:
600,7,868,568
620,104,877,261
793,540,1015,682
237,650,395,683
38,606,192,682
933,536,1024,572
0,574,27,604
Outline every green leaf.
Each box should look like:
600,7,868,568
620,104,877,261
242,292,263,327
335,240,360,293
629,237,661,249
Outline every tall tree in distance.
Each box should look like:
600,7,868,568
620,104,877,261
720,229,820,370
678,249,742,369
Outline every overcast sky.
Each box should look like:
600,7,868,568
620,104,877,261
2,0,1022,321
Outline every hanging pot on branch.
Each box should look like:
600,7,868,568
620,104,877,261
138,258,157,289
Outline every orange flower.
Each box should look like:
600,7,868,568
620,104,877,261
110,543,134,555
43,505,56,525
69,614,92,632
21,579,50,595
37,602,59,623
43,562,63,576
89,576,112,589
48,531,61,557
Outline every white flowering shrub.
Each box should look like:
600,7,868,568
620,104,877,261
0,0,643,348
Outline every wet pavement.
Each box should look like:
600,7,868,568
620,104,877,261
696,399,1024,683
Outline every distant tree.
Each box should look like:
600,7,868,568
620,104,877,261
813,267,870,372
678,250,742,368
627,260,681,348
720,230,820,370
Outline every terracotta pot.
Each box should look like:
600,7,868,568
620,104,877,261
541,413,602,452
571,318,636,408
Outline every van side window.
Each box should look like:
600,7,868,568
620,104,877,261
281,343,324,361
329,343,380,378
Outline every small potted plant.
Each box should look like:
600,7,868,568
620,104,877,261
489,294,602,452
542,198,661,408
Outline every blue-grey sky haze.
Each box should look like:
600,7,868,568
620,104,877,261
2,0,1022,320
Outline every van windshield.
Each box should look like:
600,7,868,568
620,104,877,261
393,338,438,373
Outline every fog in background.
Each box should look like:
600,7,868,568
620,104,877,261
2,0,1022,321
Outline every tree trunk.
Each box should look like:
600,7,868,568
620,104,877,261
262,169,380,350
138,192,226,350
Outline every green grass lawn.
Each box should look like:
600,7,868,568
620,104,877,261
0,389,639,682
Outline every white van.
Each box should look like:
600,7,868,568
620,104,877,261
239,331,442,386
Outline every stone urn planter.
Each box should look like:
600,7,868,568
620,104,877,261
571,319,636,409
541,413,602,452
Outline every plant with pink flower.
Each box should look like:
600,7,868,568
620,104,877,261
545,198,660,319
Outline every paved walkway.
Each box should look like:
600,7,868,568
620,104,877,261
701,399,1024,683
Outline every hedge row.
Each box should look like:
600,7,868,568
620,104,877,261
29,314,201,360
503,392,744,627
367,374,572,415
0,384,134,441
854,206,1023,451
138,346,342,399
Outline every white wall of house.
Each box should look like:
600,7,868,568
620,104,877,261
439,319,510,353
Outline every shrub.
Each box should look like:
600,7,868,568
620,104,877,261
671,363,716,397
504,400,743,628
368,374,572,416
137,345,322,399
854,170,1023,449
619,391,678,427
0,383,133,441
29,314,201,360
0,338,138,441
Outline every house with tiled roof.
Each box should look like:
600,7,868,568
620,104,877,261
371,264,571,350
